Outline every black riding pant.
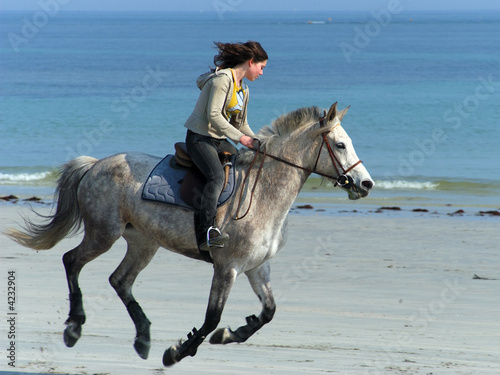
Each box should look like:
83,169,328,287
185,130,237,243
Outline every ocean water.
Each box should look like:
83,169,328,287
1,10,500,212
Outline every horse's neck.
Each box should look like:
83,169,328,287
239,138,313,218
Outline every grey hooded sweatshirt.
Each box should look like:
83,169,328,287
184,68,255,144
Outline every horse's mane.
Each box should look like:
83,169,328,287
259,106,322,142
238,106,323,164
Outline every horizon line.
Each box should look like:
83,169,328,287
2,8,500,13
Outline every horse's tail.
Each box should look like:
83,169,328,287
6,156,99,250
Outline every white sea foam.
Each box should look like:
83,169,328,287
0,171,53,183
375,180,438,190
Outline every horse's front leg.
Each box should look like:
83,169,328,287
210,261,276,345
163,265,237,367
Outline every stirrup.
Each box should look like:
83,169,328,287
207,226,225,248
199,227,228,251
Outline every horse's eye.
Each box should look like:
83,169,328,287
336,142,345,149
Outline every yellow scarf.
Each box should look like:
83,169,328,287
226,69,246,119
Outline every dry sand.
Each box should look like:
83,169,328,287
1,205,499,375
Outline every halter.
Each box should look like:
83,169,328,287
233,116,363,220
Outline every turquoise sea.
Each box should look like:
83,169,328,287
1,10,499,214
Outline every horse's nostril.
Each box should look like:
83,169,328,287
362,180,374,190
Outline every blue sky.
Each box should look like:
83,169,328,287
2,0,500,12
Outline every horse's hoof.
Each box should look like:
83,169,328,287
209,327,232,345
134,336,151,360
163,345,180,367
63,322,82,347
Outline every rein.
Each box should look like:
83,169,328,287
233,119,363,220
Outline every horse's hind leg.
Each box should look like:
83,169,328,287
62,229,120,347
109,229,159,360
209,261,276,345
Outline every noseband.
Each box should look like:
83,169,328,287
233,117,363,220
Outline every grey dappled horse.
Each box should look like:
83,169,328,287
7,103,374,366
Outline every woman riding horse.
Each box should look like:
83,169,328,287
184,41,268,251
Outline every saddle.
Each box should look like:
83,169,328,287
142,143,235,211
174,143,232,206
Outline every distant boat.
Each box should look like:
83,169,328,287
308,18,332,24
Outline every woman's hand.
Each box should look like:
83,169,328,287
239,135,255,148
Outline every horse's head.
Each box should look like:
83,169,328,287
310,102,374,200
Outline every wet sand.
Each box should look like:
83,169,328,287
1,205,499,374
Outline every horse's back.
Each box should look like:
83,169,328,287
84,151,158,181
77,152,160,213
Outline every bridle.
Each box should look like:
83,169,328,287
312,117,363,183
233,116,363,220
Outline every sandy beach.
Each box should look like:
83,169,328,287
1,204,499,375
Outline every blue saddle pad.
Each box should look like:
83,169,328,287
142,154,236,211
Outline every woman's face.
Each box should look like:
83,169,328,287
245,59,267,81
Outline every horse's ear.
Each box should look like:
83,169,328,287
321,102,350,127
319,109,327,127
337,105,351,122
326,102,338,122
